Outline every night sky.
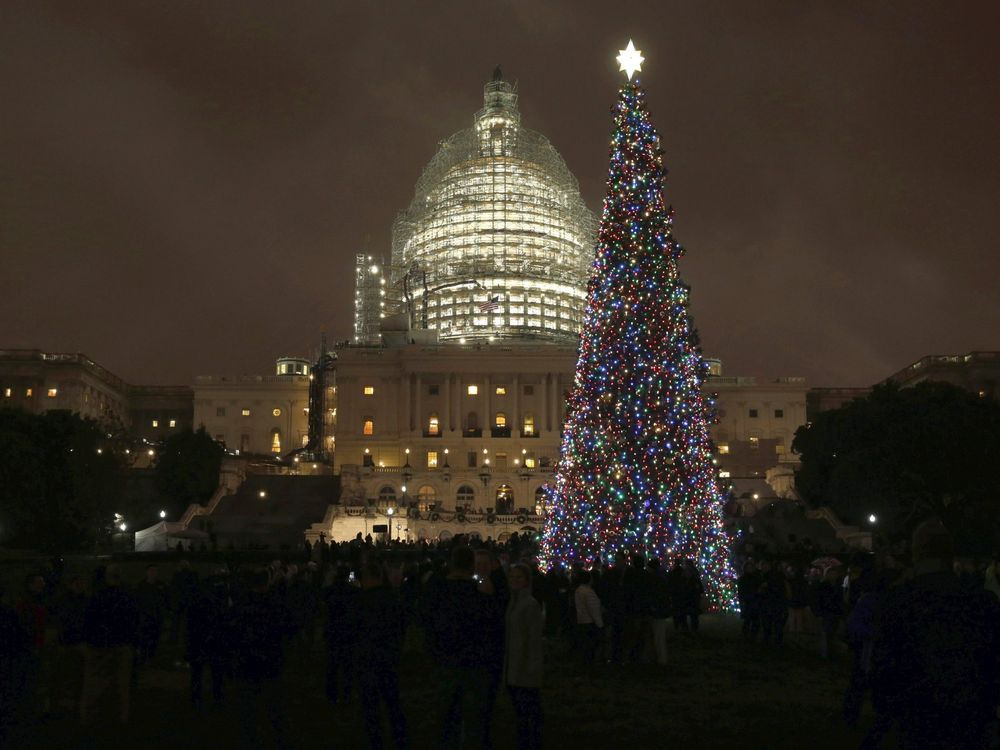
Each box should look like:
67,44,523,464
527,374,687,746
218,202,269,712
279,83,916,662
3,1,998,387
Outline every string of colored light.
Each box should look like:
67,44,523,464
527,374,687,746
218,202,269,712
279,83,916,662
540,81,739,611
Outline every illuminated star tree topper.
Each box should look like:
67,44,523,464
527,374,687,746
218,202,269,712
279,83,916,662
616,39,644,81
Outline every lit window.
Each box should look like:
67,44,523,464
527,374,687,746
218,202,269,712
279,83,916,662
774,409,784,418
719,470,731,478
523,414,535,436
169,420,176,428
271,430,281,453
467,385,479,395
363,418,374,436
749,437,760,449
417,485,437,506
25,388,33,397
427,451,438,468
364,386,375,396
495,386,506,395
749,409,759,418
495,413,507,428
718,443,730,455
428,414,440,436
3,388,10,398
242,408,251,417
152,420,159,428
272,408,281,417
47,388,57,398
524,455,536,469
775,444,785,455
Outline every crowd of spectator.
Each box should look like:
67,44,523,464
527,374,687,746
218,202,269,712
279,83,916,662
2,523,999,749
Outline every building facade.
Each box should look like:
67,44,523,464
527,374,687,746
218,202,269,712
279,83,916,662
0,349,193,437
192,359,311,456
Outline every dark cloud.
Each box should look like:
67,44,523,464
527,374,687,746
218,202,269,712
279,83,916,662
2,0,998,386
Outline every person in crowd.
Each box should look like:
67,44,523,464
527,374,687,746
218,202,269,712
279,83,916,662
51,575,88,716
985,552,1000,600
785,565,810,634
811,567,844,659
869,521,1000,750
80,564,139,725
596,561,624,662
230,568,293,750
15,573,50,719
324,565,360,705
647,559,671,666
573,569,604,665
424,545,503,749
737,561,762,640
842,569,893,733
134,564,169,667
355,561,408,750
1,583,32,744
475,547,509,750
759,560,789,646
680,560,704,633
504,564,543,750
168,560,200,649
185,572,232,710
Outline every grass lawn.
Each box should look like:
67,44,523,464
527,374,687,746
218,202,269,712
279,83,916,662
12,614,881,750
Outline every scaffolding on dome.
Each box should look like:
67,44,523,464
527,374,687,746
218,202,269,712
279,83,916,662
361,71,596,347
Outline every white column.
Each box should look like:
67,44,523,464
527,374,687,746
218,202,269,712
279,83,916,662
444,373,452,434
413,372,422,435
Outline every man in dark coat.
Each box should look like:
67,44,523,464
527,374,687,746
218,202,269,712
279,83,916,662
230,569,293,749
80,565,139,725
135,564,169,666
870,521,1000,750
185,574,232,709
355,561,408,749
424,545,504,749
324,565,360,704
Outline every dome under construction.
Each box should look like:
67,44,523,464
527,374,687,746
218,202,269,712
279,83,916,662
354,68,596,346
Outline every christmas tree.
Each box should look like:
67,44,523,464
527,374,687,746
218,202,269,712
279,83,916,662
540,43,738,610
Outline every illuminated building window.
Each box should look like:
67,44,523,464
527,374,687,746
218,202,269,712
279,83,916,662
456,484,475,507
718,443,730,455
495,413,507,428
427,451,438,469
523,414,535,436
3,388,10,398
242,408,251,417
169,420,176,428
749,409,759,418
417,485,436,510
25,388,33,397
47,388,57,398
467,385,479,395
774,409,784,418
427,414,440,436
272,408,281,417
719,470,731,478
362,418,374,436
152,420,159,428
271,430,281,453
364,386,375,396
749,436,760,450
495,386,506,395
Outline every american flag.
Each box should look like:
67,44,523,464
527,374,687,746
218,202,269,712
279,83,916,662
477,294,501,313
